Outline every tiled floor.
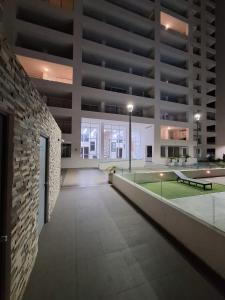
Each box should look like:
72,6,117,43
23,170,225,300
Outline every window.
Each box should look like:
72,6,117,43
181,147,188,157
61,144,71,158
81,122,100,159
168,146,179,157
161,126,189,141
132,128,142,159
161,146,166,157
104,125,127,160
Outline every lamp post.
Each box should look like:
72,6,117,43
127,104,133,173
194,113,201,166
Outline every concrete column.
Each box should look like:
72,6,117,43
69,0,83,168
100,121,105,159
101,102,105,113
101,81,106,90
153,0,161,163
128,86,132,95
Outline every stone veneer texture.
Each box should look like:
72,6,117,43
0,37,61,300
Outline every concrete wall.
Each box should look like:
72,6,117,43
112,174,225,280
0,37,61,300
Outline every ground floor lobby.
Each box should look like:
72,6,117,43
23,169,225,300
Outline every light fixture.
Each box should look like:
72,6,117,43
168,127,171,130
127,104,134,113
206,170,211,174
165,24,170,30
160,173,164,177
194,113,201,122
43,67,49,72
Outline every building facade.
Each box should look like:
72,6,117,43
4,0,216,168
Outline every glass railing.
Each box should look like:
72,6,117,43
116,167,225,234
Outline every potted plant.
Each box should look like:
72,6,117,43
184,154,190,163
107,165,117,183
174,156,180,166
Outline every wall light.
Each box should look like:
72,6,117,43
165,24,170,30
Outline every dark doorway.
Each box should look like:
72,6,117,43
146,145,152,162
38,136,49,234
0,112,11,300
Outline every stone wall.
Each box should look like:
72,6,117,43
0,37,61,300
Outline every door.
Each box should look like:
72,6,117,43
83,147,89,159
0,113,10,300
117,148,123,159
0,114,5,298
38,136,48,234
146,145,152,162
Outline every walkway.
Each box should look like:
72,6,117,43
23,170,225,300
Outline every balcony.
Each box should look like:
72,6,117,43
82,63,154,92
42,0,74,10
160,92,187,105
83,0,155,39
160,65,188,88
81,100,154,119
161,0,188,18
105,0,155,19
160,44,188,69
81,86,155,108
16,0,74,34
17,55,73,84
15,20,73,60
161,126,189,141
82,16,155,58
43,92,72,109
160,110,188,123
160,12,189,36
82,40,154,79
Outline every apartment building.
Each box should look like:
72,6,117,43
3,0,217,168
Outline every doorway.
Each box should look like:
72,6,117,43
0,112,12,300
38,136,49,234
146,145,152,162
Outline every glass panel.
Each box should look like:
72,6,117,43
103,124,127,160
80,121,100,159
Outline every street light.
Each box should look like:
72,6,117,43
194,113,201,165
127,104,133,172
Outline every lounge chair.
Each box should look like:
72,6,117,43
174,170,212,190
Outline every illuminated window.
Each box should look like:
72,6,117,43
81,122,100,159
161,126,189,141
160,12,189,36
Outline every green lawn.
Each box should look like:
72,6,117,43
140,181,225,199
